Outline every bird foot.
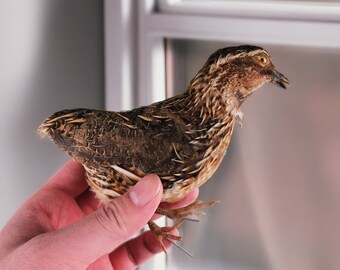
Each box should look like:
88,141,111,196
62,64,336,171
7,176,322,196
150,200,219,255
148,220,183,253
156,200,220,220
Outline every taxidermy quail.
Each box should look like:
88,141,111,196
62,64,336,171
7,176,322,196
38,45,289,253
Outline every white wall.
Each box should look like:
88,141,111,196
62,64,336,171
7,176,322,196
0,0,104,228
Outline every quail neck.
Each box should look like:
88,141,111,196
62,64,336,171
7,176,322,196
185,45,289,125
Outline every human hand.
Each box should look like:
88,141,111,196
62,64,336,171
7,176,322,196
0,160,198,270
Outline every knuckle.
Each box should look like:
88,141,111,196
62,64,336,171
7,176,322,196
95,200,130,238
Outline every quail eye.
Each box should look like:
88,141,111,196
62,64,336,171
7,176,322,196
256,55,269,66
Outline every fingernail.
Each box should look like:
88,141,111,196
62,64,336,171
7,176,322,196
129,175,162,207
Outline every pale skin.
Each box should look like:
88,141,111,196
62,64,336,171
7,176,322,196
0,160,199,270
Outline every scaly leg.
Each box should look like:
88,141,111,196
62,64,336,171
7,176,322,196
155,200,220,220
148,220,183,253
149,200,219,254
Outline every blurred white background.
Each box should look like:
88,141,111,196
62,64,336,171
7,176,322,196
0,0,104,227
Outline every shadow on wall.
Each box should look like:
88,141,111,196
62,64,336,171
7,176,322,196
0,0,104,228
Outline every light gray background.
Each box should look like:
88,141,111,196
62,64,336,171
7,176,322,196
167,40,340,270
0,0,104,228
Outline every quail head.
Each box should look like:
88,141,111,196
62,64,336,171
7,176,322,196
38,45,289,253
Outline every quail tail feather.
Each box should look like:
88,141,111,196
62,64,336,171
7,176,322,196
37,109,89,138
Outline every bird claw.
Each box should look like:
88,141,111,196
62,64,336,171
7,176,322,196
150,200,219,256
148,220,183,253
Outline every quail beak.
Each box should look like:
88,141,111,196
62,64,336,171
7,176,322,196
271,69,289,89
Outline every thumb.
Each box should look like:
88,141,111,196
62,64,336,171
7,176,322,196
34,175,162,267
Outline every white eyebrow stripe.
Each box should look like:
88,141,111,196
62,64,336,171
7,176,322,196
247,49,269,56
211,49,270,72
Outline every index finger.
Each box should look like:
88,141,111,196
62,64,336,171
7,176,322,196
44,159,87,198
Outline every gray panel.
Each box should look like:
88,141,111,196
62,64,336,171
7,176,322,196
167,40,340,270
0,0,104,228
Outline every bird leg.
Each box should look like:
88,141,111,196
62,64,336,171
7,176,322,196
148,220,183,253
149,200,219,254
155,199,220,220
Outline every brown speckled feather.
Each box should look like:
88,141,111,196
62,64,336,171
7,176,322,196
38,92,234,202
